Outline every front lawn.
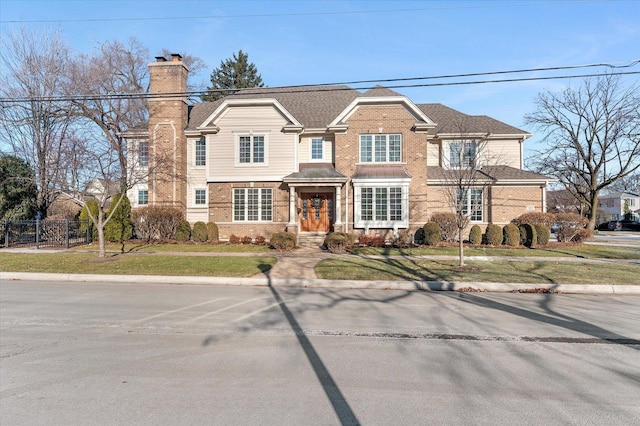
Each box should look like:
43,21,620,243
0,253,276,277
71,241,271,254
315,257,640,284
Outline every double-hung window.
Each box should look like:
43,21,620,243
233,188,272,221
195,139,206,166
457,188,483,221
138,189,148,205
353,180,409,228
138,141,149,167
449,141,477,168
360,134,402,163
194,189,206,206
310,138,323,161
237,135,265,165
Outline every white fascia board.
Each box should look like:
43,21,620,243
352,177,412,185
329,96,436,128
207,176,286,183
196,98,302,130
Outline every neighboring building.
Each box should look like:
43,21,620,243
126,54,551,241
547,189,583,214
597,192,640,221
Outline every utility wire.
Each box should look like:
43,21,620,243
1,68,638,104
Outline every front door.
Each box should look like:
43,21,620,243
300,192,333,232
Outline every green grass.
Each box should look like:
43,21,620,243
350,244,640,259
0,253,276,277
71,242,271,254
315,257,640,285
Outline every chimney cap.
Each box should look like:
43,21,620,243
171,53,183,62
155,56,167,62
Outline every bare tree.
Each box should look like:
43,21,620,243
0,26,77,218
67,38,149,192
436,133,495,267
525,74,640,230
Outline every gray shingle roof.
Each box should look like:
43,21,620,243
353,165,412,180
417,103,528,135
182,87,529,136
283,163,347,182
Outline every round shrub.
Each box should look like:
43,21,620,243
207,222,219,243
535,224,550,245
175,220,191,242
430,212,458,242
513,212,556,228
270,232,296,251
469,225,482,245
519,223,537,248
485,224,502,246
423,222,441,246
503,224,520,247
192,221,208,242
324,233,351,252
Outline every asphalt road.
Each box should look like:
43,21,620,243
1,280,639,425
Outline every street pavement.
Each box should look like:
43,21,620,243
1,280,639,425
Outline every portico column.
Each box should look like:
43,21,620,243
334,185,342,227
288,186,297,227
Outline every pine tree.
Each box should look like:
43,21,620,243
201,50,264,102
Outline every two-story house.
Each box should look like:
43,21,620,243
126,54,551,241
597,191,640,221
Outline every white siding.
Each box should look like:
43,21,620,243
427,141,440,166
208,106,296,181
300,135,334,164
484,140,521,168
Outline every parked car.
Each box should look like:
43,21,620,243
607,220,640,231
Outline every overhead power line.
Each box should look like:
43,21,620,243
0,64,638,104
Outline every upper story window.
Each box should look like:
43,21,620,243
360,134,402,163
195,139,206,166
138,141,149,167
310,138,323,161
449,141,477,168
238,135,265,165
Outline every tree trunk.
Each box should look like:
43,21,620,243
588,192,599,230
458,227,465,267
97,217,106,258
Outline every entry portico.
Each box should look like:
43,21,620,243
283,163,347,234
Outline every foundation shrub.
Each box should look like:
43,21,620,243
175,220,191,242
359,235,385,247
485,224,503,246
572,228,594,243
132,206,183,240
469,225,482,245
503,224,520,246
423,222,441,246
519,223,537,248
270,232,296,251
535,224,551,245
207,222,219,243
255,235,266,245
192,221,208,242
229,234,241,244
513,212,556,228
413,228,425,245
241,235,253,244
392,230,410,248
555,213,588,242
430,212,457,242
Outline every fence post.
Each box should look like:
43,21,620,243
35,219,40,249
3,219,8,248
65,219,70,249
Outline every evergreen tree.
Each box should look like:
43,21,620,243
0,155,38,220
201,50,264,101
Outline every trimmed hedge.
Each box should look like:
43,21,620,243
175,220,191,242
324,232,355,252
503,224,520,247
270,232,297,251
469,225,482,245
131,206,183,240
513,212,556,228
535,224,551,245
555,213,588,242
519,223,537,248
423,222,441,246
192,221,208,242
207,222,219,243
485,224,503,246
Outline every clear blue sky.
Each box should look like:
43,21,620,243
1,0,639,159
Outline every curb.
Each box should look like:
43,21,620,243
2,272,639,295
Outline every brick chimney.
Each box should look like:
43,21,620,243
147,54,189,210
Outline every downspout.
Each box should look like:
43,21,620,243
345,178,350,233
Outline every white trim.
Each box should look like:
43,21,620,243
352,181,410,229
234,132,270,168
358,134,403,163
197,98,302,130
232,187,274,222
309,137,325,162
192,187,208,208
330,96,436,129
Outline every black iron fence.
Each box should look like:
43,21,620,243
1,219,92,249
